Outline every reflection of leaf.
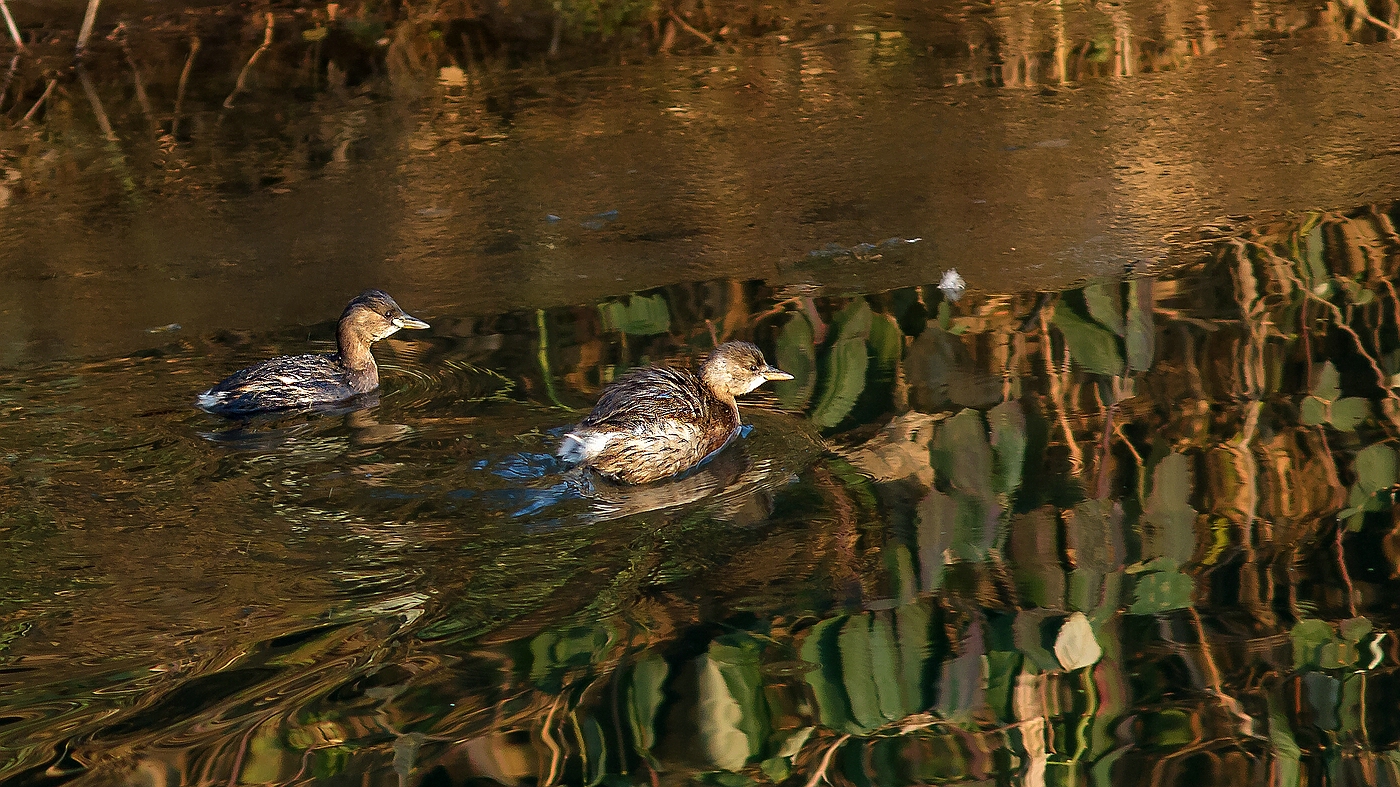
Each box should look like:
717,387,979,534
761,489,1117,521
627,655,669,758
1340,617,1373,643
1127,279,1154,372
811,301,871,428
1129,570,1193,614
1053,305,1124,376
760,757,791,783
837,616,883,732
1330,398,1370,432
1268,697,1302,787
1083,282,1125,335
868,312,903,373
868,614,905,721
1291,619,1332,670
580,715,608,786
1009,507,1064,609
1355,444,1398,495
988,401,1026,496
936,618,985,717
1304,223,1327,283
895,602,932,713
933,409,993,500
1141,453,1196,564
696,655,749,771
800,617,857,734
773,313,816,410
1053,612,1102,671
1300,396,1329,426
1311,361,1342,402
598,294,671,335
709,638,767,759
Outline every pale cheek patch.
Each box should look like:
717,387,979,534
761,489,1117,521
742,377,767,394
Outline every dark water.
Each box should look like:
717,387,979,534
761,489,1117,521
4,0,1400,785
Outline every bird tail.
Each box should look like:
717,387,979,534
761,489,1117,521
557,430,611,465
557,432,588,464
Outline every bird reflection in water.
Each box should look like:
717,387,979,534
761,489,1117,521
195,394,414,455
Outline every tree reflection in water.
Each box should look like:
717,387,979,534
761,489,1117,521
0,202,1392,785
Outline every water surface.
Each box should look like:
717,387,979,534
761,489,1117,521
2,1,1400,785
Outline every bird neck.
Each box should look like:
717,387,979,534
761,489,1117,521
703,381,741,425
337,324,379,387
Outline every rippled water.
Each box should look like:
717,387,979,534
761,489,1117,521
4,0,1400,784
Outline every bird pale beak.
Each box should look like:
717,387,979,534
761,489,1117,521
393,315,430,330
761,366,795,381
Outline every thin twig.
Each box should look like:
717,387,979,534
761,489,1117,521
75,0,101,53
0,0,24,51
668,9,713,44
223,12,274,109
16,77,54,126
171,35,200,136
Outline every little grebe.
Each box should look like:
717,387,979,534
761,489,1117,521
198,290,429,416
558,341,793,484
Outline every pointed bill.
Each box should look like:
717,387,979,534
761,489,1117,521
761,366,795,381
393,314,430,330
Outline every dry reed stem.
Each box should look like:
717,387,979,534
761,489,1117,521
0,0,24,51
223,12,274,109
76,0,101,52
17,77,54,125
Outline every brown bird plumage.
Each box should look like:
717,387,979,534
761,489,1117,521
198,290,429,416
558,341,793,484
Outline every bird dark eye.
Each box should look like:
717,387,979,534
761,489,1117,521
749,364,758,372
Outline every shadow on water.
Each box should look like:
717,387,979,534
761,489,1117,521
1,199,1400,784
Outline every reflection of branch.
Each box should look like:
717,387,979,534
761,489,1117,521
1308,283,1400,429
0,53,18,110
77,66,117,141
0,0,24,51
536,309,576,411
75,0,101,52
1251,239,1400,431
224,12,275,109
668,9,713,45
172,36,200,137
16,78,54,126
802,733,849,787
1345,0,1400,37
1040,303,1083,474
115,25,155,130
539,693,566,786
1337,518,1359,617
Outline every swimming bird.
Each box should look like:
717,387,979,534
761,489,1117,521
558,341,793,484
198,289,429,416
